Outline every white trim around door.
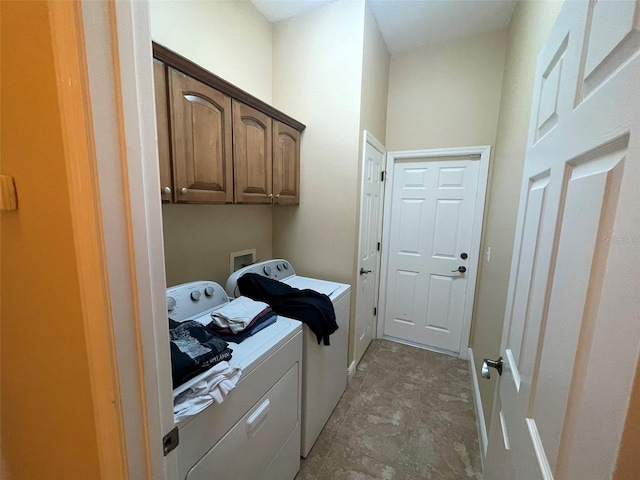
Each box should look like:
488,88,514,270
81,1,177,478
377,146,490,360
353,130,386,369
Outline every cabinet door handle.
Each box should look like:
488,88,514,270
162,186,172,195
181,187,189,194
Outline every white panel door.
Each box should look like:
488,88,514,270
383,158,480,353
485,1,640,479
354,133,385,366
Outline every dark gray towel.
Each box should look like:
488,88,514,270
237,273,338,345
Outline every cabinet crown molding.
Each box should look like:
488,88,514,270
152,42,306,133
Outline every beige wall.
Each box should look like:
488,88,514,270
359,3,390,145
149,0,275,286
272,0,366,287
149,0,273,101
162,204,273,286
471,0,563,430
0,1,101,477
386,30,508,151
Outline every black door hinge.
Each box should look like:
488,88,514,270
380,171,386,182
163,426,179,456
373,307,377,316
377,242,381,251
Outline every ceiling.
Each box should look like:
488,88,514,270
250,0,517,54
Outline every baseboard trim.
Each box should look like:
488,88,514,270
468,347,488,470
347,360,357,380
381,334,459,358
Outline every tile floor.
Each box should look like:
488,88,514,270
295,339,483,480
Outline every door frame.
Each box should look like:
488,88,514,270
377,145,491,360
79,1,177,479
352,130,386,373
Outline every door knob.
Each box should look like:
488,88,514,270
481,357,503,379
359,268,372,275
451,266,467,273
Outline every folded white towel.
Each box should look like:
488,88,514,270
173,361,242,422
210,296,270,334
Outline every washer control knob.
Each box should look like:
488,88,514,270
282,262,289,270
191,291,201,301
276,264,282,271
167,297,177,312
204,286,214,297
263,266,272,276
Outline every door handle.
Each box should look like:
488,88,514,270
359,268,372,275
451,266,467,273
481,357,503,379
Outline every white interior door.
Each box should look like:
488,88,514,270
354,132,385,367
485,1,640,479
382,149,487,355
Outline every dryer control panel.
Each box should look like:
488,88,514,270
166,281,229,322
226,259,296,297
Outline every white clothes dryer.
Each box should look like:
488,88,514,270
167,280,303,480
226,259,350,457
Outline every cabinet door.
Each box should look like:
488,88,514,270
153,60,173,203
272,121,300,205
233,100,272,204
169,68,233,203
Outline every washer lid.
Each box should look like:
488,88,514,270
282,276,343,297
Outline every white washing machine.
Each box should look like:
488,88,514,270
226,259,350,457
166,280,303,480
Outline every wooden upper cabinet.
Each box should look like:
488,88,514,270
152,44,305,206
233,100,272,204
272,121,300,205
169,67,233,204
153,60,172,203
